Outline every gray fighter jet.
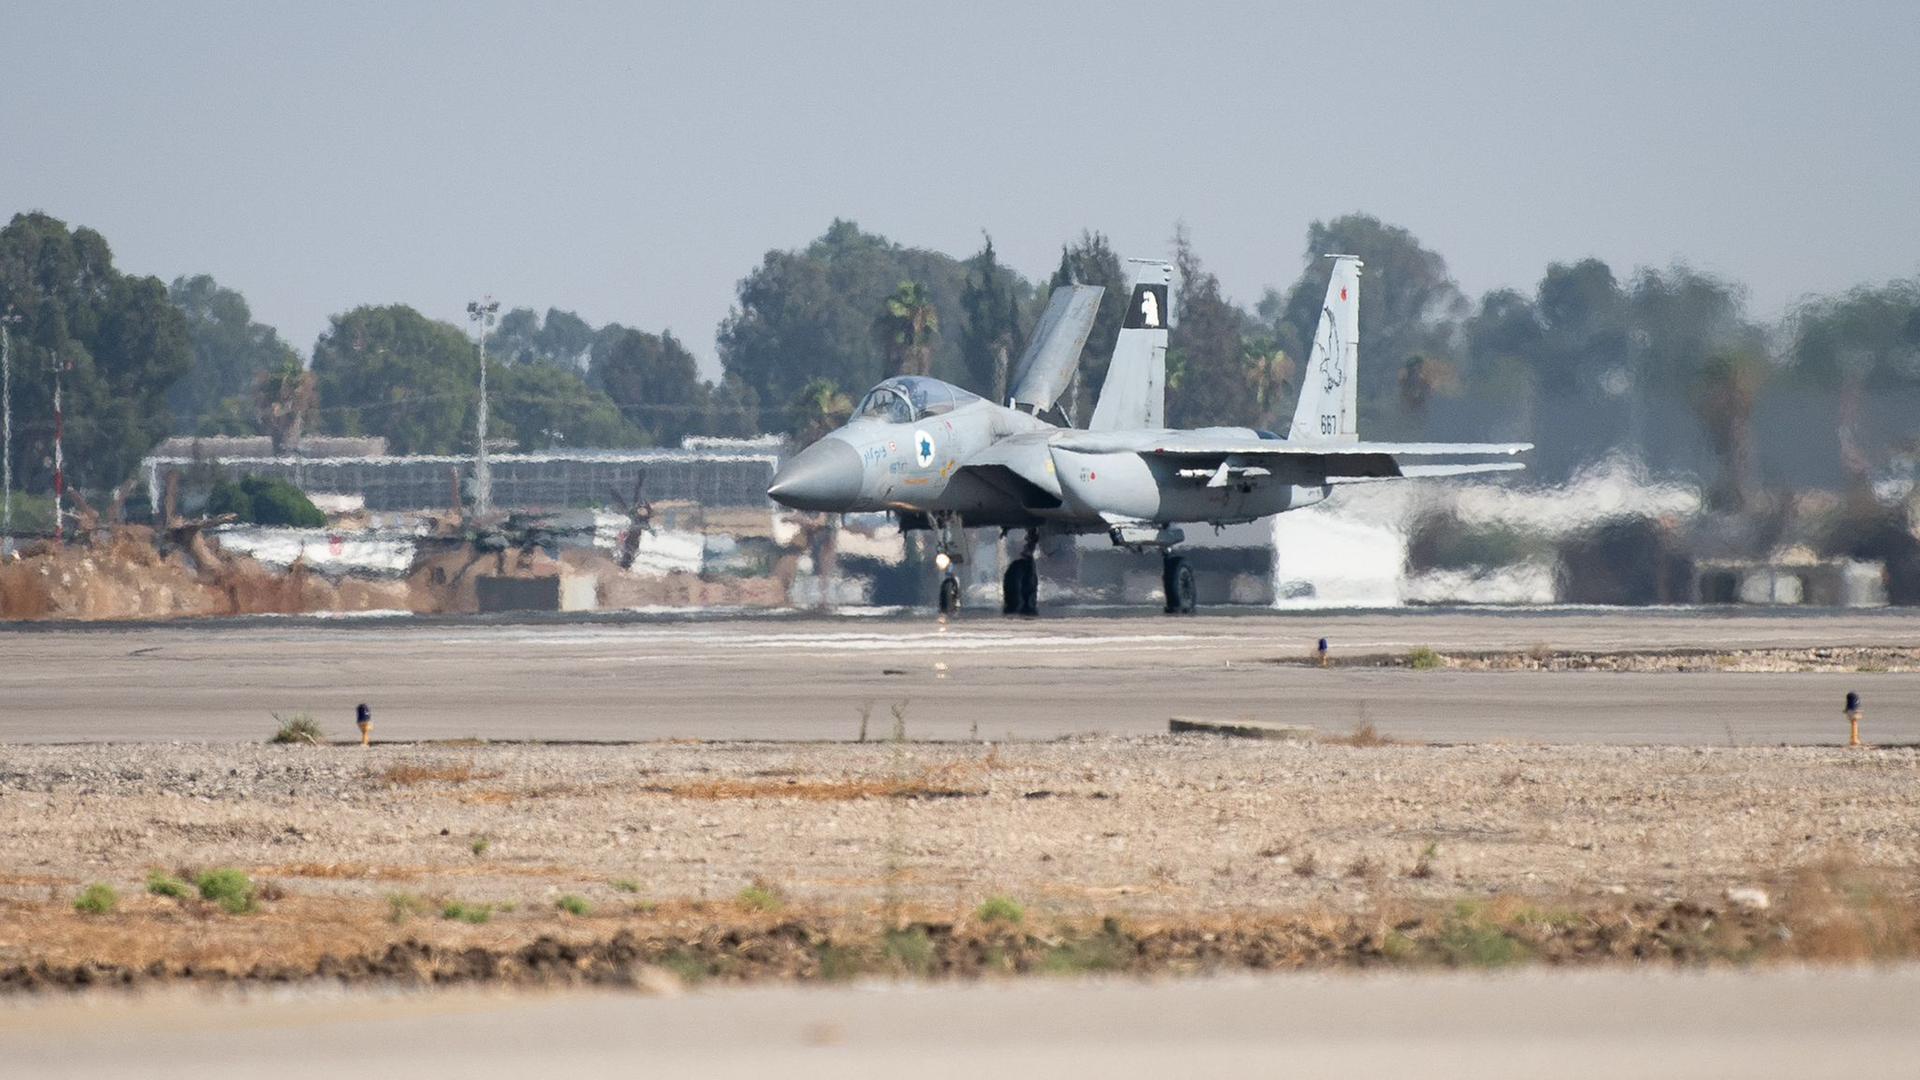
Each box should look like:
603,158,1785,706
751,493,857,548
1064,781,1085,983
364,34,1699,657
768,255,1530,615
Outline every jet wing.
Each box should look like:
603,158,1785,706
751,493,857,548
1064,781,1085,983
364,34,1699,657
1007,284,1104,412
1050,430,1532,458
1048,430,1531,483
953,433,1062,506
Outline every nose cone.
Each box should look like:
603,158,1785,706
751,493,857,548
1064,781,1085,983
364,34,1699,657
768,439,864,511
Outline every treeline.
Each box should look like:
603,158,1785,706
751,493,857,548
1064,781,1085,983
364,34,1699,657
2,209,1916,503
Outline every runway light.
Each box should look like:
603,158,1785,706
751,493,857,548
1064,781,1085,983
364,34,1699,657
356,703,372,747
934,552,951,572
1845,691,1862,748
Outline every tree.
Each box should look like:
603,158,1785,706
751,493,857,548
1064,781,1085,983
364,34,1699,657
789,378,853,444
1691,347,1769,510
310,304,481,454
1047,231,1127,418
0,212,191,494
959,234,1025,403
168,275,300,435
701,374,762,438
1398,355,1458,418
492,362,639,451
589,328,706,445
492,306,596,371
1266,214,1466,436
719,220,981,412
875,280,939,377
1165,229,1256,428
1790,280,1920,483
253,358,316,454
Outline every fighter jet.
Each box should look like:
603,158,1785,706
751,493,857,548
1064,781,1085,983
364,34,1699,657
768,255,1530,615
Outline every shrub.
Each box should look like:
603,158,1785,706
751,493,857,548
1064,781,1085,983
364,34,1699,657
611,879,641,894
387,893,427,924
441,901,493,924
146,871,193,899
556,894,591,916
269,713,324,745
975,895,1024,924
207,475,325,527
738,882,784,912
74,883,118,915
196,868,257,914
1407,646,1443,670
470,836,491,857
882,927,935,976
1411,843,1439,879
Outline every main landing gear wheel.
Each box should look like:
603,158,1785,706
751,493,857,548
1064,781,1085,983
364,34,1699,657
1162,555,1196,615
1002,558,1039,617
938,574,961,615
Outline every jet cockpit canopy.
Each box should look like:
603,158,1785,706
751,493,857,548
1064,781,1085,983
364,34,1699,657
851,376,979,424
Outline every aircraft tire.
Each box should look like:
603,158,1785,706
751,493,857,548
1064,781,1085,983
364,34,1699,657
1003,558,1039,617
939,574,961,615
1163,556,1196,615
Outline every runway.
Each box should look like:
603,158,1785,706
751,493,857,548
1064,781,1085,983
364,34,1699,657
1,608,1915,744
8,967,1919,1079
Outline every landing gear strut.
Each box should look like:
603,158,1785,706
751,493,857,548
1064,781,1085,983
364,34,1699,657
1002,529,1039,617
932,511,965,616
1162,554,1196,615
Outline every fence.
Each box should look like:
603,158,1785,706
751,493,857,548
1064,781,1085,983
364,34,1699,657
142,449,781,514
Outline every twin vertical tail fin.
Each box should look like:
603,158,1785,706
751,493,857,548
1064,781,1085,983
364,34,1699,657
1288,254,1362,443
1088,259,1173,431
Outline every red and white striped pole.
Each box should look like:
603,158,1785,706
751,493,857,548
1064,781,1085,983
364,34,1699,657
51,359,64,541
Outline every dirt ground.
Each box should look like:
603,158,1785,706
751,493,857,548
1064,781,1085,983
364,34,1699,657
2,736,1916,989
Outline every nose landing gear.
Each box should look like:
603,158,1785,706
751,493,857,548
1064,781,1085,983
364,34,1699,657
932,512,965,616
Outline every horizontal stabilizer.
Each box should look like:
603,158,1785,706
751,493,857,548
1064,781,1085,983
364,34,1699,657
1327,461,1527,484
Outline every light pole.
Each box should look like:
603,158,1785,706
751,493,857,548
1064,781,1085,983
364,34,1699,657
466,297,500,517
0,308,20,555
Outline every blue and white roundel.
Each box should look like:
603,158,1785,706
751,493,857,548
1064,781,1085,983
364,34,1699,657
913,429,936,468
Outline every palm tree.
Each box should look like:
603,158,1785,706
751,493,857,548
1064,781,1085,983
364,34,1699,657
1247,347,1297,430
1691,347,1769,511
1398,355,1458,419
785,378,852,608
876,281,939,378
1792,282,1920,486
790,378,852,444
254,359,317,455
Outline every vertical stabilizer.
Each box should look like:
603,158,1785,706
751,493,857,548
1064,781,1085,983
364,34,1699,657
1008,283,1103,413
1089,259,1173,431
1289,255,1362,443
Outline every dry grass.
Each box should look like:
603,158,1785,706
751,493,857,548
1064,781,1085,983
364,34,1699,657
1322,721,1399,748
377,760,502,786
644,768,982,802
8,875,1920,989
1777,854,1918,963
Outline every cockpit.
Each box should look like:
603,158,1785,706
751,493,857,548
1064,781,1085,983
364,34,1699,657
850,376,979,424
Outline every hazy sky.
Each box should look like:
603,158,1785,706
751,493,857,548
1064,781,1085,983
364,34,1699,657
5,1,1916,377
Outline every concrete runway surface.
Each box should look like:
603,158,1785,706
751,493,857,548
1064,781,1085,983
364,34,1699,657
1,608,1916,744
6,967,1918,1079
